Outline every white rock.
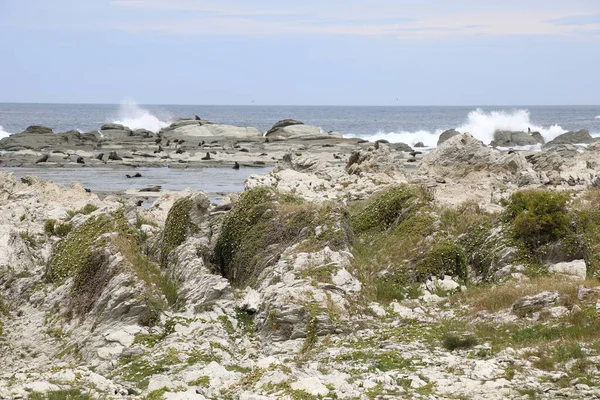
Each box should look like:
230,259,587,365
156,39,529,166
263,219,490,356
24,381,60,393
147,375,176,392
290,377,329,396
549,260,586,280
389,302,417,319
164,390,207,400
368,303,387,317
239,287,261,313
332,268,361,293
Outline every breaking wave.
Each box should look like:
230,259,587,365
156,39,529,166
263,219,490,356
113,100,170,133
347,109,568,146
596,115,600,119
0,125,11,139
457,109,566,144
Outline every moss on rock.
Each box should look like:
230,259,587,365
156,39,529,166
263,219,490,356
47,215,116,283
415,241,468,282
214,187,349,287
160,196,194,267
350,186,419,234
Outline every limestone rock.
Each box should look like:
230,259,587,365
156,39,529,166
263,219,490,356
512,291,559,317
544,129,593,147
548,260,586,280
490,130,544,147
437,129,460,146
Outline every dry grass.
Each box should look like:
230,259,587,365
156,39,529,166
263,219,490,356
460,276,599,315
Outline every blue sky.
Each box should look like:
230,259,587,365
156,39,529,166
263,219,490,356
1,0,599,105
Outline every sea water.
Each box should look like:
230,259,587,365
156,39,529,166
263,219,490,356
1,101,599,146
1,101,599,194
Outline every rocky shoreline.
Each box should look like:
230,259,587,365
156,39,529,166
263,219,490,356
1,119,600,399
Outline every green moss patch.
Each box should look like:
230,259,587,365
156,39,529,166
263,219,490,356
215,187,350,287
350,186,421,234
415,241,468,282
160,197,193,267
47,215,116,283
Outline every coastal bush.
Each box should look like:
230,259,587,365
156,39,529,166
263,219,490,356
47,215,115,283
55,223,73,237
44,219,56,235
350,186,420,234
502,190,570,249
28,389,93,400
414,241,468,282
66,203,99,219
442,333,477,351
159,196,193,267
215,187,348,287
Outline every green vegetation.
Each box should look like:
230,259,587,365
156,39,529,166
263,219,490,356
350,186,420,234
415,241,468,282
441,333,478,351
502,190,570,250
47,215,115,283
160,196,193,267
28,389,92,400
66,203,99,219
215,187,349,287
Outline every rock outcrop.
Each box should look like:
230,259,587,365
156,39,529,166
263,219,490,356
544,129,594,148
489,130,544,147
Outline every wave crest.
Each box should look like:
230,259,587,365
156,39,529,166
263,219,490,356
0,125,11,139
113,100,170,132
596,115,600,119
347,109,568,146
457,109,566,144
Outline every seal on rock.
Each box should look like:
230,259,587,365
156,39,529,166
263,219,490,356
35,154,49,164
201,152,211,160
233,161,240,170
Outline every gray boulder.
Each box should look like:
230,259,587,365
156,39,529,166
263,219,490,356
512,291,559,317
437,129,460,146
266,119,304,136
544,129,593,148
23,125,53,135
490,130,544,147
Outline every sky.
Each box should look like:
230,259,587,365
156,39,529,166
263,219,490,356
0,0,599,105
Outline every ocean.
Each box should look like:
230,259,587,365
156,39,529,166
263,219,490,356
1,102,600,148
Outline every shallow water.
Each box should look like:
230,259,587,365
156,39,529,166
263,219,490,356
1,166,272,196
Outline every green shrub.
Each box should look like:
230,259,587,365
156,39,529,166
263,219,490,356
47,215,114,283
160,197,193,267
28,389,93,400
442,333,477,351
502,190,570,249
44,219,56,235
350,186,419,234
55,223,73,237
215,188,347,287
415,241,468,282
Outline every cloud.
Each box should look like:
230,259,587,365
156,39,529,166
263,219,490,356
549,14,600,26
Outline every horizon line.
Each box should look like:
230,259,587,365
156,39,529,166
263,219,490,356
1,102,600,108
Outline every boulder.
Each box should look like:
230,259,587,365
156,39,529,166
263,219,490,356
266,119,304,136
544,129,593,147
548,260,586,280
265,124,322,139
437,129,460,146
24,125,53,134
100,123,128,131
490,130,544,147
161,122,262,139
512,291,559,317
0,126,99,151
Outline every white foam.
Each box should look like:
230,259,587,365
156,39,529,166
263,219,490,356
113,99,170,133
346,130,441,147
0,125,11,139
457,109,566,145
596,115,600,119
